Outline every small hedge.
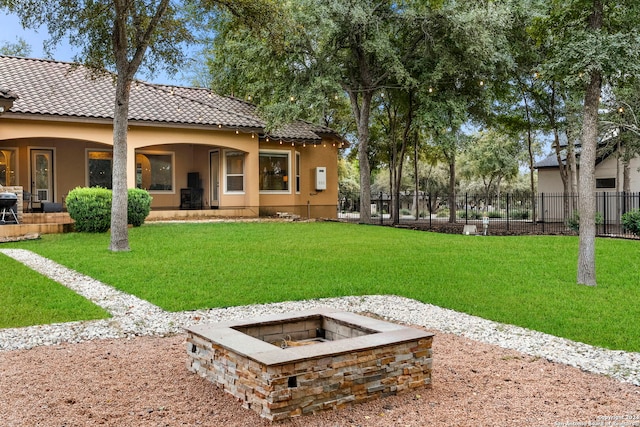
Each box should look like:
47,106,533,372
127,188,152,227
621,209,640,236
66,187,152,232
66,187,112,232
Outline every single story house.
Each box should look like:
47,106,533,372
0,55,346,220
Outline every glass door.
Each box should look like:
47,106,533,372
210,150,220,208
31,149,53,203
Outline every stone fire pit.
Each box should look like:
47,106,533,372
186,308,434,421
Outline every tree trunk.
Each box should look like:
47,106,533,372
109,78,131,252
577,0,603,287
577,72,599,285
523,92,537,223
349,90,373,224
568,137,578,210
447,154,456,223
414,130,419,220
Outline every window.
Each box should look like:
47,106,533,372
225,151,245,192
596,178,616,189
260,151,290,192
136,152,173,191
0,149,17,186
88,150,113,188
295,152,301,193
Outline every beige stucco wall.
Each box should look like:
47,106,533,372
537,155,640,194
1,116,341,217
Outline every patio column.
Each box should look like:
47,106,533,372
127,144,137,189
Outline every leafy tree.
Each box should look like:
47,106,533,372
459,130,520,207
411,1,512,222
534,0,640,286
0,38,31,56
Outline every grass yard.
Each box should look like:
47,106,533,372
0,254,110,328
3,221,640,352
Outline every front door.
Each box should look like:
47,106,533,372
210,150,220,208
31,149,54,203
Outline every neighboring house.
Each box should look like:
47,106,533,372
0,55,346,219
535,142,640,223
535,145,640,194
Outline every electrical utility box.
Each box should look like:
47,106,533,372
315,167,327,191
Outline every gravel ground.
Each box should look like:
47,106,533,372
1,248,640,426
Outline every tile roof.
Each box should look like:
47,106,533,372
0,55,342,143
0,88,18,100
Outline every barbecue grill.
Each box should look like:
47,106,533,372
0,192,19,224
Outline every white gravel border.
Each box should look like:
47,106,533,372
1,248,639,386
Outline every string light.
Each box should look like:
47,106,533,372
251,133,255,139
479,80,484,86
428,87,433,93
236,129,239,134
290,96,295,102
218,124,222,129
291,142,295,147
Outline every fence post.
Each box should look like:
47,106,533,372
602,192,607,235
380,192,384,225
465,193,468,225
506,193,510,231
541,193,545,233
428,193,432,229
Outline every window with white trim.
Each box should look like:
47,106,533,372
136,152,173,191
259,150,290,192
225,151,245,193
295,152,301,193
0,148,17,186
88,150,113,188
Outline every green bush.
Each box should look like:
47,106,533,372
400,208,412,216
621,209,640,236
66,187,112,232
509,209,531,220
66,187,153,232
486,210,504,218
128,188,152,227
436,208,449,218
566,211,603,232
458,210,482,219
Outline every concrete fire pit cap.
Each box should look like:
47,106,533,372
186,307,434,366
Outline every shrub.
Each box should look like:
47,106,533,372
509,209,531,220
400,208,412,216
128,188,152,227
458,210,482,220
566,211,603,232
621,209,640,236
486,210,504,218
66,187,112,232
436,208,449,218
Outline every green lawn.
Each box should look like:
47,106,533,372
4,221,640,352
0,254,110,328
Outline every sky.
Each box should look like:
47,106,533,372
0,12,191,86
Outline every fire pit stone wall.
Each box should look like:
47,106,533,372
186,308,433,421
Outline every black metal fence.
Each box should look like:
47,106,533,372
338,192,640,238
